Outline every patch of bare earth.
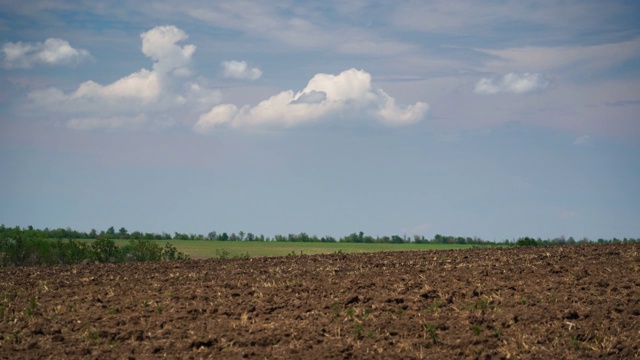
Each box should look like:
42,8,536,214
1,243,639,359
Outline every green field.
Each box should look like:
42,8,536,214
93,240,485,259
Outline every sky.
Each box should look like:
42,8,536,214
1,1,639,241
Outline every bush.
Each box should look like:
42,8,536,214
51,239,92,265
162,242,189,261
516,237,538,246
0,236,53,266
123,239,162,262
91,238,122,262
0,228,190,267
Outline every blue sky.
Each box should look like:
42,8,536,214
1,1,639,240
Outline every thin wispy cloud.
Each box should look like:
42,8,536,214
474,73,550,95
573,135,590,145
476,39,640,76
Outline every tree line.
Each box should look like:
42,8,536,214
1,224,637,246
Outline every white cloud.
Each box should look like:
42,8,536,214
193,104,239,132
195,68,428,133
474,73,550,95
573,135,590,145
25,25,220,131
72,69,161,103
221,60,262,80
1,38,91,69
475,39,640,76
141,25,196,76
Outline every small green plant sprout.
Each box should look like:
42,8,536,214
331,301,341,318
422,323,438,344
155,305,163,314
11,331,21,344
215,249,230,259
471,324,482,336
346,307,356,320
354,322,364,339
519,297,528,305
367,331,376,339
428,298,442,313
23,296,37,317
141,300,150,308
570,335,581,349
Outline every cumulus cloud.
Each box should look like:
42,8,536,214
474,73,550,95
1,38,91,69
66,26,196,104
26,25,219,130
195,68,428,133
221,60,262,80
290,90,327,104
141,26,196,76
72,69,161,103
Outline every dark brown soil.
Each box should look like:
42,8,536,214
1,243,639,359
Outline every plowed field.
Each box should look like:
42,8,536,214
1,243,639,359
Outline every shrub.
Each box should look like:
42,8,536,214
516,237,538,246
0,236,53,266
89,238,122,262
162,242,189,261
123,239,163,262
0,233,188,267
51,239,92,265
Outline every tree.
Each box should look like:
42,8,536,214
106,226,116,237
516,237,537,246
118,227,129,239
173,232,189,240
